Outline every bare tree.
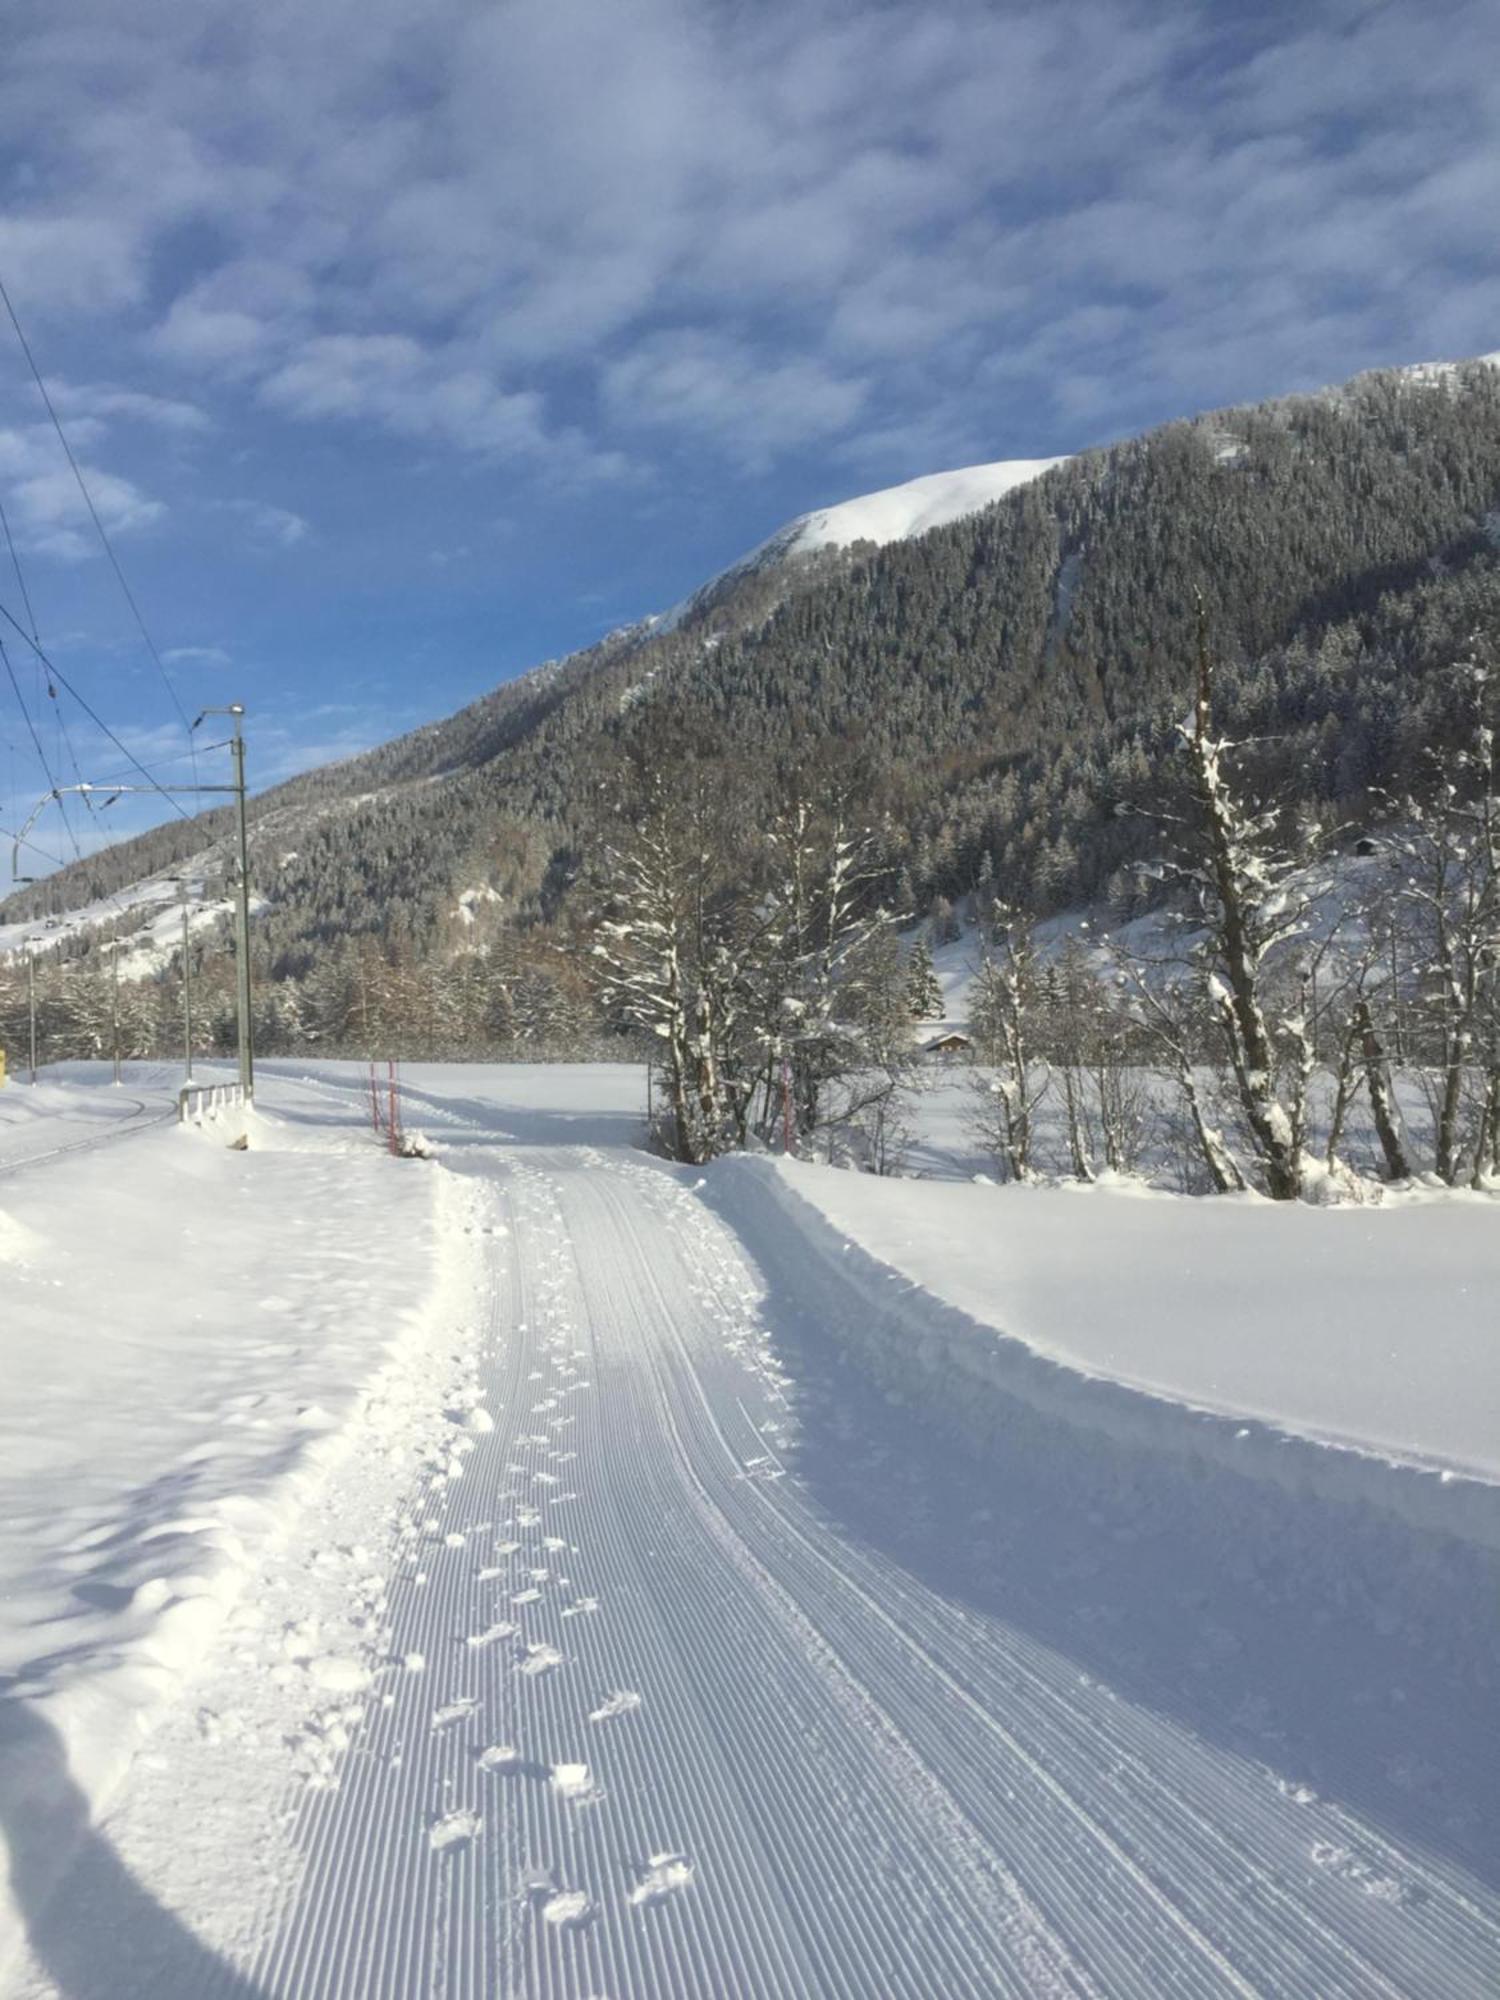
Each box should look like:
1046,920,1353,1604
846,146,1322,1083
591,753,746,1162
969,910,1049,1181
1383,662,1500,1183
1160,601,1319,1197
1107,949,1247,1193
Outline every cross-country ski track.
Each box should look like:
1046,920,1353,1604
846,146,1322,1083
4,1068,1498,1999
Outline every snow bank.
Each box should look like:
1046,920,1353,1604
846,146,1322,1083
708,1158,1500,1550
782,1164,1500,1483
0,1081,481,1978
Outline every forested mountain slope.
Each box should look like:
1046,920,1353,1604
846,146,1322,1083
6,354,1500,998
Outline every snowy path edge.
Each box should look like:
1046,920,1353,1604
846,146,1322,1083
706,1158,1500,1553
0,1155,483,1986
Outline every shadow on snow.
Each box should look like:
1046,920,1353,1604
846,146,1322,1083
702,1176,1500,1901
0,1683,268,1998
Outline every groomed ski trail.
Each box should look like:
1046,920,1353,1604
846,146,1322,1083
232,1117,1499,2000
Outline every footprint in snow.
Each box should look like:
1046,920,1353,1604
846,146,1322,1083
551,1761,604,1805
1311,1841,1413,1904
589,1690,642,1724
464,1621,517,1649
429,1809,481,1853
517,1643,564,1677
629,1854,694,1906
541,1889,593,1928
477,1743,523,1772
477,1744,549,1779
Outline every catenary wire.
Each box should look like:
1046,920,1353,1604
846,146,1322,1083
0,268,197,757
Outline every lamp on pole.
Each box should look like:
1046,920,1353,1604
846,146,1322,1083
110,935,121,1085
11,706,256,1102
182,903,194,1082
25,941,38,1084
195,706,254,1101
169,875,195,1082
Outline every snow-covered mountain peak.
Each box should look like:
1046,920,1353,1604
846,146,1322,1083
653,454,1066,635
773,457,1069,558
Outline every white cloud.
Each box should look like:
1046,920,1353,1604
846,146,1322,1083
154,301,280,373
44,378,211,435
604,333,868,470
162,644,232,667
260,331,623,476
3,0,1498,485
0,214,147,313
0,424,163,560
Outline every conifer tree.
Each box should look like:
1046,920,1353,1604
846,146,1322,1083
905,936,944,1020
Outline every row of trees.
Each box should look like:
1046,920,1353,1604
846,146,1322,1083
5,629,1494,1202
0,928,608,1074
967,642,1500,1196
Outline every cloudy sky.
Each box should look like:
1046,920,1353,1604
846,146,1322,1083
2,0,1498,864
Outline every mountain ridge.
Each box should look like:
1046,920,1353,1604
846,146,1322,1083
5,349,1500,1021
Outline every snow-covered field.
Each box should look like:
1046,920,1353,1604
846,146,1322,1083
1,1062,1497,1997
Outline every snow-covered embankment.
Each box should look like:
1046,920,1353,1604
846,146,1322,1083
0,1083,486,1979
708,1158,1500,1549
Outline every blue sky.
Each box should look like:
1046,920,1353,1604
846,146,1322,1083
2,0,1499,870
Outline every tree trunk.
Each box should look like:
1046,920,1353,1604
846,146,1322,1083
1355,999,1412,1183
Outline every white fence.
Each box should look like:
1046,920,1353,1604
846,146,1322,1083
177,1080,247,1126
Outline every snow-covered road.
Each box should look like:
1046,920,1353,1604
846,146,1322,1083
5,1070,1499,1997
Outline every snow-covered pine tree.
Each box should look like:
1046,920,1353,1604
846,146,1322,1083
905,935,944,1020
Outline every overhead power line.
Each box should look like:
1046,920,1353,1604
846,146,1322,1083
0,491,38,644
0,268,196,747
0,599,193,824
0,814,68,876
0,268,219,909
0,632,85,864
